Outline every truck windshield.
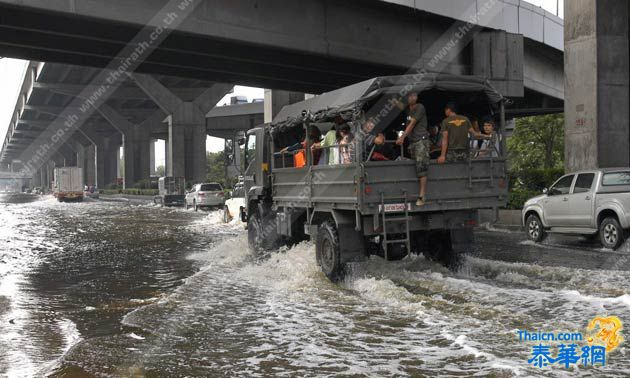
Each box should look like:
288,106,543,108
200,184,222,191
245,134,256,166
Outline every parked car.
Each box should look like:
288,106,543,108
223,183,246,223
185,183,225,211
522,169,630,249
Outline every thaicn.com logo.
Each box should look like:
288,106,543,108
517,316,624,369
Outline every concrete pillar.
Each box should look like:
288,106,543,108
32,168,41,188
123,133,135,188
150,139,156,175
103,136,121,188
85,144,97,187
565,0,629,170
167,103,207,183
264,89,307,123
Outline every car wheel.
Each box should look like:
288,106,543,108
526,214,546,243
316,221,345,282
600,217,624,250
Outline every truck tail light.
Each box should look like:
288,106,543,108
198,192,205,196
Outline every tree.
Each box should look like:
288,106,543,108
206,151,227,187
508,114,565,171
155,165,165,177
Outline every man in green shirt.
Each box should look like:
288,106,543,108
438,102,484,164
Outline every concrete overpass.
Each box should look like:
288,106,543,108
0,0,565,189
0,0,564,99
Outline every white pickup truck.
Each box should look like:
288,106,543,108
522,169,630,249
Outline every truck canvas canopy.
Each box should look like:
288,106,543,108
270,74,504,139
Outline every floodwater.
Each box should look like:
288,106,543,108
0,193,629,377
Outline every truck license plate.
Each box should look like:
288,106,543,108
381,203,409,213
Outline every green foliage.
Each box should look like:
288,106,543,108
506,114,565,209
133,179,151,190
155,165,165,177
506,168,564,209
507,189,540,210
206,151,229,188
101,189,158,196
508,114,564,171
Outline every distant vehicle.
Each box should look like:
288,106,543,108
84,185,100,199
154,177,186,207
185,182,225,211
230,96,248,105
523,169,630,249
223,183,245,223
251,98,264,103
53,167,84,202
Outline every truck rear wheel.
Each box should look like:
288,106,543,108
526,214,546,243
416,230,464,271
316,221,344,282
600,217,624,250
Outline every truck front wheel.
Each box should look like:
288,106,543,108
316,221,344,282
247,212,278,251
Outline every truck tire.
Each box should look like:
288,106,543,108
316,221,344,282
247,212,278,251
600,217,624,250
420,230,463,271
526,214,546,243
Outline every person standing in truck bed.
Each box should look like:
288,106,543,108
395,92,430,207
437,102,483,164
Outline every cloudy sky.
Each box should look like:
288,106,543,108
0,0,563,167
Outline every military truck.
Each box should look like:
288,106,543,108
242,74,508,281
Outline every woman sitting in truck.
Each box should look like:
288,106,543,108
279,126,322,168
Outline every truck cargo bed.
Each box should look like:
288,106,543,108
272,159,508,214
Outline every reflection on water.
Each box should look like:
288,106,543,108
0,194,628,377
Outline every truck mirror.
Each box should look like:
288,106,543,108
236,131,246,146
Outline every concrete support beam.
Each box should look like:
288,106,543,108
167,104,207,182
84,144,97,187
565,0,630,170
131,75,232,183
150,139,156,176
103,135,121,188
264,90,306,123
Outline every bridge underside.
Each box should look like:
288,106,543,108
0,0,566,190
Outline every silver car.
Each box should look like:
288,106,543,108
522,169,630,249
185,183,225,211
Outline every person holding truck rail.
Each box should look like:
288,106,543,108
395,92,430,207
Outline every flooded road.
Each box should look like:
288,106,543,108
0,194,628,377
